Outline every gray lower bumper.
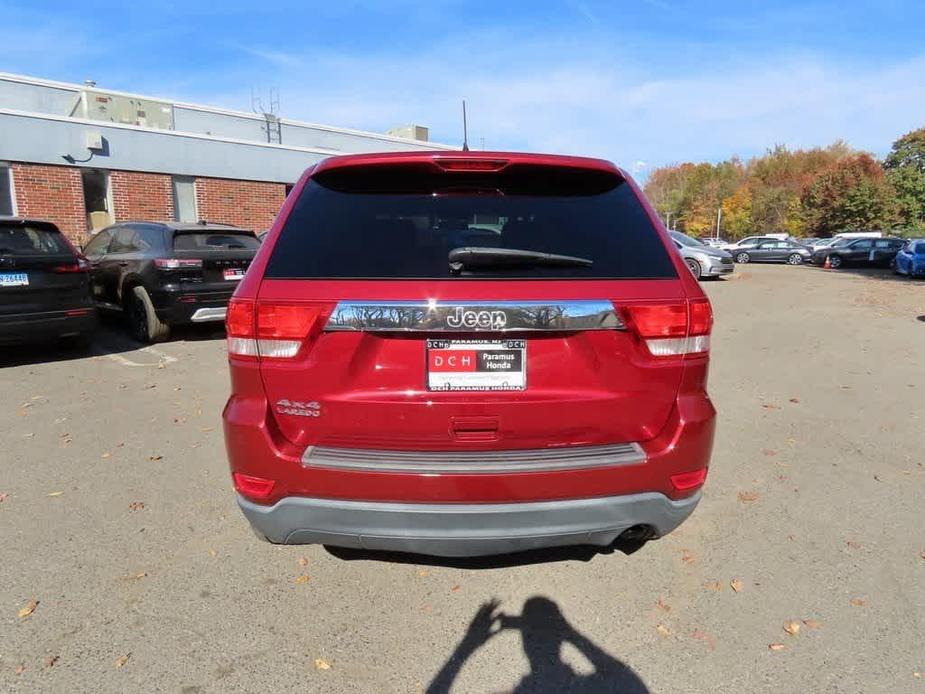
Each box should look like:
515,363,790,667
237,490,702,557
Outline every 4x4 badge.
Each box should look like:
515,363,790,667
275,399,321,417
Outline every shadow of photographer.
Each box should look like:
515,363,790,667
428,596,649,694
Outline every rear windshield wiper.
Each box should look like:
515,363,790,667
448,246,593,274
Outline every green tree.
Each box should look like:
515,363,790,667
884,127,925,230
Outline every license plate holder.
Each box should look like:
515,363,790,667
426,339,526,392
0,272,29,287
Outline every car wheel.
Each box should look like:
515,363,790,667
685,258,703,280
126,285,170,344
828,254,842,269
787,253,804,265
735,252,750,264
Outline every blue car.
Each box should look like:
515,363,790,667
893,239,925,278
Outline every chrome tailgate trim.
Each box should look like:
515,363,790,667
324,300,623,332
301,443,645,474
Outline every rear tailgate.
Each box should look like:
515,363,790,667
170,230,258,287
238,158,701,452
0,223,89,315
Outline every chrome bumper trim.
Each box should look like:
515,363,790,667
302,442,646,474
324,300,624,332
190,307,227,322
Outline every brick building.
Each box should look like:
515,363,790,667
0,72,455,243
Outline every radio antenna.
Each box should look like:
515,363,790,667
462,100,469,151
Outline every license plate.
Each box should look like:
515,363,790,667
426,339,526,392
223,268,246,281
0,272,28,287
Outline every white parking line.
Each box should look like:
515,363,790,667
96,344,179,367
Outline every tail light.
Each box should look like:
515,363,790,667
226,298,331,359
52,257,90,273
154,258,203,270
233,472,275,500
620,298,712,358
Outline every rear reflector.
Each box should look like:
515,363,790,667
620,299,713,358
671,468,708,492
66,308,90,317
155,258,203,270
226,298,330,359
233,472,275,500
52,258,90,273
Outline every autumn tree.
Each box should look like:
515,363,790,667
802,154,898,234
884,127,925,230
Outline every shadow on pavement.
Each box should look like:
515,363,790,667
324,538,649,570
427,597,650,694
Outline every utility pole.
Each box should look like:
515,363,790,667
715,206,722,239
666,211,671,229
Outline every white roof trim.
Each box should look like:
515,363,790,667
0,71,458,150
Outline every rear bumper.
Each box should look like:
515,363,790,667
150,287,234,324
238,489,702,556
703,263,734,277
0,308,96,345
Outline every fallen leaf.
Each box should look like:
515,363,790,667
656,599,671,613
850,598,866,607
128,501,145,511
314,658,331,670
656,624,672,637
762,449,777,457
803,619,823,629
47,491,64,497
114,653,131,668
680,549,696,565
46,655,59,668
730,579,744,593
783,620,801,636
789,397,800,404
148,455,163,462
691,629,715,650
18,599,39,618
294,574,311,585
124,571,148,581
208,549,217,558
451,585,461,592
101,452,112,459
768,643,786,652
737,491,760,504
199,427,214,433
920,550,925,561
761,403,780,411
14,665,25,675
298,557,309,568
846,541,862,550
705,581,723,591
873,475,883,482
0,493,8,502
914,671,922,679
417,569,431,577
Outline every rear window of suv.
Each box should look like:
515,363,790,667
0,223,72,256
265,166,677,279
173,231,259,251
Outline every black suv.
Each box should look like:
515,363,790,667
0,217,96,347
83,221,259,342
810,237,905,269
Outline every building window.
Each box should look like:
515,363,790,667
0,163,15,216
81,169,112,231
172,176,197,222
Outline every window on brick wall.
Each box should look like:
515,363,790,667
81,169,112,231
172,176,197,222
0,163,15,216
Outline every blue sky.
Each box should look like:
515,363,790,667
3,1,925,176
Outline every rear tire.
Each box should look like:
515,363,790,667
735,252,750,264
126,285,170,344
828,254,843,269
685,258,703,280
787,253,803,265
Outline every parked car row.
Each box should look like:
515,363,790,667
0,216,260,347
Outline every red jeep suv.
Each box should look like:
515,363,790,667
222,152,715,557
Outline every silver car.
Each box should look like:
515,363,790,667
669,231,735,279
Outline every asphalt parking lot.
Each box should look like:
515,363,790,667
2,264,923,693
